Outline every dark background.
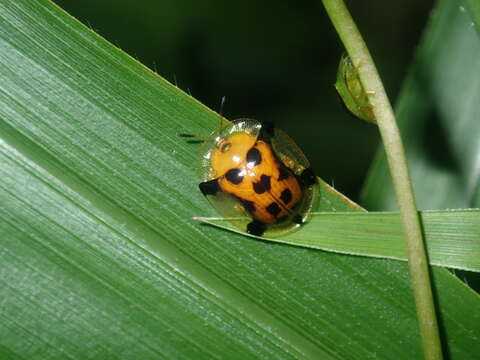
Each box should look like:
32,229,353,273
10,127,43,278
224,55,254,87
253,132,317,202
52,0,433,203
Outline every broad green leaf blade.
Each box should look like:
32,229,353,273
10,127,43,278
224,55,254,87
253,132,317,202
0,134,328,359
363,0,480,210
1,1,479,360
197,208,480,272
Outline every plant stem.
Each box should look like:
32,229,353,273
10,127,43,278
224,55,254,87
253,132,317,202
322,1,443,359
462,0,480,35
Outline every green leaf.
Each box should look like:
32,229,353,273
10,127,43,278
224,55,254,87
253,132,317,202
195,177,480,272
1,1,479,359
196,207,480,272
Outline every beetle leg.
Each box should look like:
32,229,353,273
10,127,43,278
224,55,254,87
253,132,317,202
247,220,267,236
299,168,317,187
199,179,221,196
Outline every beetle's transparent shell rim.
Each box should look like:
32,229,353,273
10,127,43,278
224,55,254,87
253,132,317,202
199,119,318,237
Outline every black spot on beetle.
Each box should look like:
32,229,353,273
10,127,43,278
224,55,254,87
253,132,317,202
278,163,291,181
225,168,244,184
246,147,262,166
280,189,292,204
252,182,263,194
199,179,220,196
266,202,281,217
239,198,256,213
253,175,271,194
260,175,271,190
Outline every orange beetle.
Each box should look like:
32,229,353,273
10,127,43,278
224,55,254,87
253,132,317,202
182,117,318,237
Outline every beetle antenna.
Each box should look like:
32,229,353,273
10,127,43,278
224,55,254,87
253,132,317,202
177,132,207,142
178,133,199,138
178,96,227,141
217,96,226,134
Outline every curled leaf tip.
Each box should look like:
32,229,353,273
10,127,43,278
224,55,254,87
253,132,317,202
335,54,376,124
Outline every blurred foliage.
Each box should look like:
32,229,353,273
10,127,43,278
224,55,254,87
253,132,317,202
53,0,433,201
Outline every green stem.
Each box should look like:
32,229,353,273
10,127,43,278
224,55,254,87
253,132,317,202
321,1,443,359
462,0,480,35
